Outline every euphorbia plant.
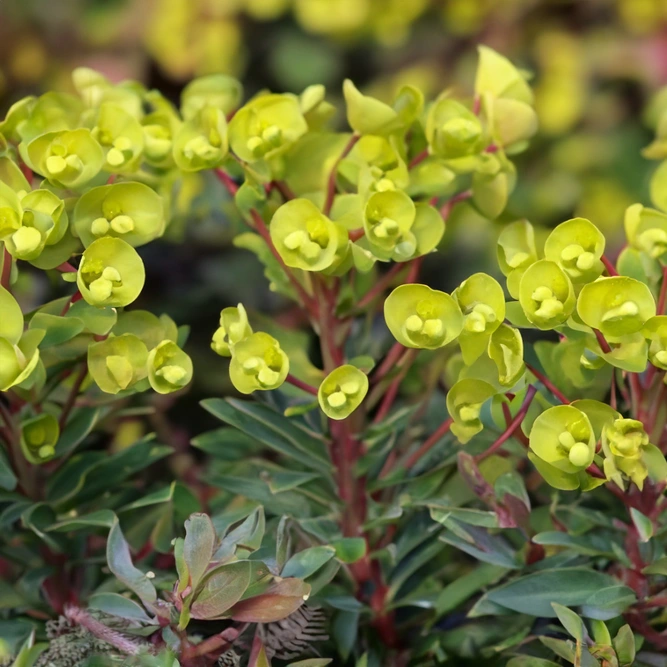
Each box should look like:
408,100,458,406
3,44,667,667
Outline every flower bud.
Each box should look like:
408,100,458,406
318,365,368,420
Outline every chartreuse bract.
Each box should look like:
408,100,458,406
4,45,667,666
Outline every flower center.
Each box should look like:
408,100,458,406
638,228,667,259
242,349,283,388
531,286,564,320
326,380,361,409
144,124,172,161
106,355,133,390
601,300,639,324
45,141,82,179
11,225,42,256
84,264,123,303
283,219,330,263
558,430,590,467
156,365,188,387
463,303,497,333
560,243,596,274
247,124,282,158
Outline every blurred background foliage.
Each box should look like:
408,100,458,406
1,0,666,443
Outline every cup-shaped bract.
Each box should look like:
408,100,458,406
624,203,667,261
20,413,59,464
544,217,605,283
642,315,667,369
17,92,82,143
270,199,343,272
497,219,538,299
212,303,253,357
141,108,179,169
180,74,243,120
229,332,289,394
475,46,534,105
22,129,104,189
488,323,525,386
112,310,178,351
577,276,656,338
519,260,575,330
21,189,68,247
92,103,144,173
342,80,399,136
363,190,415,256
147,340,193,394
600,418,666,490
529,405,596,474
0,181,25,244
0,286,25,346
74,182,165,248
88,334,149,394
77,237,145,308
396,204,444,262
0,329,43,392
345,134,409,195
228,93,308,163
425,97,485,167
318,365,369,420
72,67,142,118
447,378,497,444
455,273,505,336
384,284,463,350
173,106,228,172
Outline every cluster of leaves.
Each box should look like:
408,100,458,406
3,44,667,667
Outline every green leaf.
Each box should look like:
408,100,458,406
88,593,154,623
506,659,560,667
49,509,116,531
282,546,336,578
229,578,310,623
190,561,252,620
183,513,216,592
0,448,17,491
54,407,102,458
106,518,156,605
331,537,366,564
287,661,333,667
29,313,84,348
551,603,585,641
201,398,332,475
630,507,653,542
486,568,622,617
613,625,636,666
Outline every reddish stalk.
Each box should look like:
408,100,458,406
1,247,12,290
373,349,418,423
525,363,570,404
372,341,405,384
476,386,538,462
214,168,239,196
285,374,318,396
59,364,88,430
594,329,612,354
408,149,429,169
403,417,454,470
273,180,296,201
658,265,667,315
601,255,619,277
324,133,360,216
357,263,407,309
439,190,472,219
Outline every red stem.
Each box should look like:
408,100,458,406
373,348,417,423
439,190,472,219
594,328,612,354
403,417,454,470
1,247,12,290
476,386,538,462
285,373,318,396
357,262,407,309
408,148,429,169
372,341,405,384
273,180,295,201
525,363,570,404
601,255,619,277
658,265,667,315
324,133,360,216
214,168,239,196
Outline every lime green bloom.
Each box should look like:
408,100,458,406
229,332,289,394
181,74,243,120
519,260,575,329
453,273,506,364
228,94,308,163
17,92,82,143
342,80,399,136
0,182,67,261
363,190,414,256
497,219,539,299
544,217,605,283
22,129,104,189
488,323,525,386
147,340,193,394
77,237,145,308
577,276,656,338
88,334,149,394
92,103,144,173
0,286,43,391
642,315,667,369
72,67,143,118
141,107,179,169
20,414,59,464
447,378,496,444
173,106,228,172
341,134,409,195
0,96,36,142
425,97,485,169
212,303,252,357
384,284,463,350
529,405,596,473
318,365,369,420
601,418,667,489
475,46,533,106
471,155,515,219
74,182,165,248
270,199,344,272
624,203,667,261
112,310,178,351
